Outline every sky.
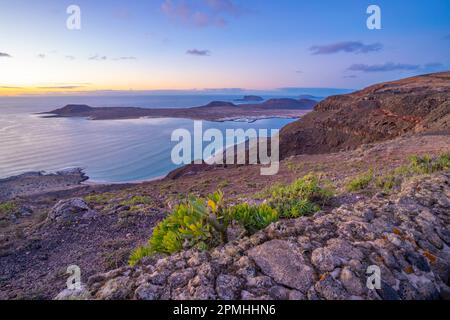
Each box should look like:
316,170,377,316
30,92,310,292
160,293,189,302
0,0,449,95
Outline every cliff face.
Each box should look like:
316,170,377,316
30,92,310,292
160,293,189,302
280,72,450,158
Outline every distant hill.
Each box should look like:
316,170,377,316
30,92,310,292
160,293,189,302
42,98,316,122
234,95,264,102
280,71,450,158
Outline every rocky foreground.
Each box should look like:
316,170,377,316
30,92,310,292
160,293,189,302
56,172,450,300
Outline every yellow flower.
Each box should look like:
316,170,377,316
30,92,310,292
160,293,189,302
207,199,216,212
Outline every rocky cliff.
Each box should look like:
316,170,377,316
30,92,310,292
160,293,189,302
280,72,450,157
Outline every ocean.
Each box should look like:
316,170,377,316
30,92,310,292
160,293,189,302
0,94,314,182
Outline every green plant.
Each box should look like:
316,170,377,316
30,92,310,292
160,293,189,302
120,195,153,207
0,201,17,219
129,245,153,266
346,169,374,192
267,174,332,217
218,180,230,189
129,191,227,265
433,153,450,171
278,199,320,218
409,155,433,174
228,203,279,233
375,174,399,192
84,193,111,205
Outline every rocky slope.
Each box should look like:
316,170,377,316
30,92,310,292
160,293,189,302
280,72,450,157
59,173,450,300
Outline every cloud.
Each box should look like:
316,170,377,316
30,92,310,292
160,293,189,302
186,49,211,56
114,56,137,60
310,41,383,55
205,0,241,15
37,54,46,59
89,55,107,61
65,55,76,60
0,52,12,58
36,85,87,89
161,0,244,28
348,62,449,73
424,62,445,69
347,62,421,73
343,75,358,79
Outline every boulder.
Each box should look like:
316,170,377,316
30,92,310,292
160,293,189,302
248,240,316,293
48,198,97,222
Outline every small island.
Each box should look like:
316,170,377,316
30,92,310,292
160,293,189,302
234,95,264,102
40,98,317,122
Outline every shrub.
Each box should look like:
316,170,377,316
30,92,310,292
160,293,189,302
0,201,17,219
369,153,450,194
278,199,320,218
228,203,279,233
375,174,396,192
433,153,450,171
129,191,227,265
268,174,332,217
409,155,433,174
129,175,334,265
346,169,374,192
84,193,111,205
120,195,153,206
129,245,152,267
270,174,333,203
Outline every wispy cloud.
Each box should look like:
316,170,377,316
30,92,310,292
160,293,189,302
37,53,46,59
347,62,420,72
161,0,244,28
310,41,383,55
186,49,211,56
89,55,107,61
65,55,76,60
113,56,137,60
0,52,12,58
36,85,87,89
348,62,448,73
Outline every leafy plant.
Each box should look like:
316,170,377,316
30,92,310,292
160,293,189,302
120,195,153,207
0,201,17,219
278,199,320,218
129,191,228,265
84,193,111,205
409,155,433,174
346,169,374,192
267,174,332,217
228,203,279,233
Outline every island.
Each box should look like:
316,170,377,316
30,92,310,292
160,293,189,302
234,95,264,102
40,98,317,122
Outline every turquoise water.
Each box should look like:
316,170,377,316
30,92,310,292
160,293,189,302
0,95,298,182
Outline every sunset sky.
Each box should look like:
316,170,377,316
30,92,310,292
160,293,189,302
0,0,449,95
